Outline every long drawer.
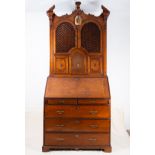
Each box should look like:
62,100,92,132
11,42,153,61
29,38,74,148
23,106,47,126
44,133,110,146
45,105,110,119
45,119,110,132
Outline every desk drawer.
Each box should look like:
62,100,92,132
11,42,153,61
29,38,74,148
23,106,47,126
45,105,110,119
45,133,110,146
78,99,108,104
45,119,110,132
47,99,77,104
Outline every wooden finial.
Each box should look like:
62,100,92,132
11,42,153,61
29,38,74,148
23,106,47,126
101,5,110,21
101,5,110,16
75,1,81,10
47,5,55,15
47,5,55,25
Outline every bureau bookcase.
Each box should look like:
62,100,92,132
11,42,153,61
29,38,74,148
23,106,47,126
42,2,112,153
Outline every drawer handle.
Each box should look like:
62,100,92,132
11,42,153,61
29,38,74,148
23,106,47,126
88,138,96,141
58,100,65,104
89,124,98,128
89,110,98,115
56,110,64,115
56,138,64,141
55,124,65,127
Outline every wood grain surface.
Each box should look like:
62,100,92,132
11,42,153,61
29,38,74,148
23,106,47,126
45,77,110,98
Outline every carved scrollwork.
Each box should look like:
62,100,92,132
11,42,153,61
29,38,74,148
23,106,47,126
101,5,110,21
47,5,55,26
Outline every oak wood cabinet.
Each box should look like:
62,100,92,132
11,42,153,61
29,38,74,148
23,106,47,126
42,2,112,153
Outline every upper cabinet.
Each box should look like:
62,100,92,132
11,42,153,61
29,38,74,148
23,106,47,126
47,2,110,76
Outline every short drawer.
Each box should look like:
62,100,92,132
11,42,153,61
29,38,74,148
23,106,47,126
45,119,110,132
47,99,77,104
44,133,110,146
78,99,109,104
45,105,110,119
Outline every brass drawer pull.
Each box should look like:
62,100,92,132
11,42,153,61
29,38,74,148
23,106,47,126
89,110,98,115
55,124,65,127
56,138,64,141
58,100,65,104
56,110,64,115
89,124,98,128
88,138,96,141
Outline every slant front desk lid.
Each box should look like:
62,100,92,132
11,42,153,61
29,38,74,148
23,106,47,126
45,77,110,98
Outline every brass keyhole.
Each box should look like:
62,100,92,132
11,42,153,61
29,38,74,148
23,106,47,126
77,63,80,68
75,134,79,138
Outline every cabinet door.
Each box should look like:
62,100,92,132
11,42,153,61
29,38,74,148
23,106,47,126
54,56,68,74
56,22,76,53
69,50,87,74
81,22,100,53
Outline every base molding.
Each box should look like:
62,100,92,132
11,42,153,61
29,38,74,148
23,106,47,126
42,145,112,153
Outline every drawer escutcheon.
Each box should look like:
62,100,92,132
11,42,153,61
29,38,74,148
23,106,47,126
75,134,79,138
75,120,80,124
89,100,96,103
58,100,65,104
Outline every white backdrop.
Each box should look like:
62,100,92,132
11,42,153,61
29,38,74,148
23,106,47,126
26,0,130,129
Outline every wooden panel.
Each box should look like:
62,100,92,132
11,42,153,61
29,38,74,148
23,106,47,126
45,119,110,132
89,56,102,74
69,50,87,74
45,105,110,118
78,99,108,104
45,133,110,146
45,77,110,98
54,56,68,74
47,99,77,104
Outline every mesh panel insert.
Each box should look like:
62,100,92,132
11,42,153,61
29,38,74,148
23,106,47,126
81,22,100,52
56,22,75,53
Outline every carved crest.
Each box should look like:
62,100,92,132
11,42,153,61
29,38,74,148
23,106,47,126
47,1,110,24
75,15,82,25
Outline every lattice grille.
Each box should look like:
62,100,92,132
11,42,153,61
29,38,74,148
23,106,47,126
56,22,75,53
81,22,100,52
